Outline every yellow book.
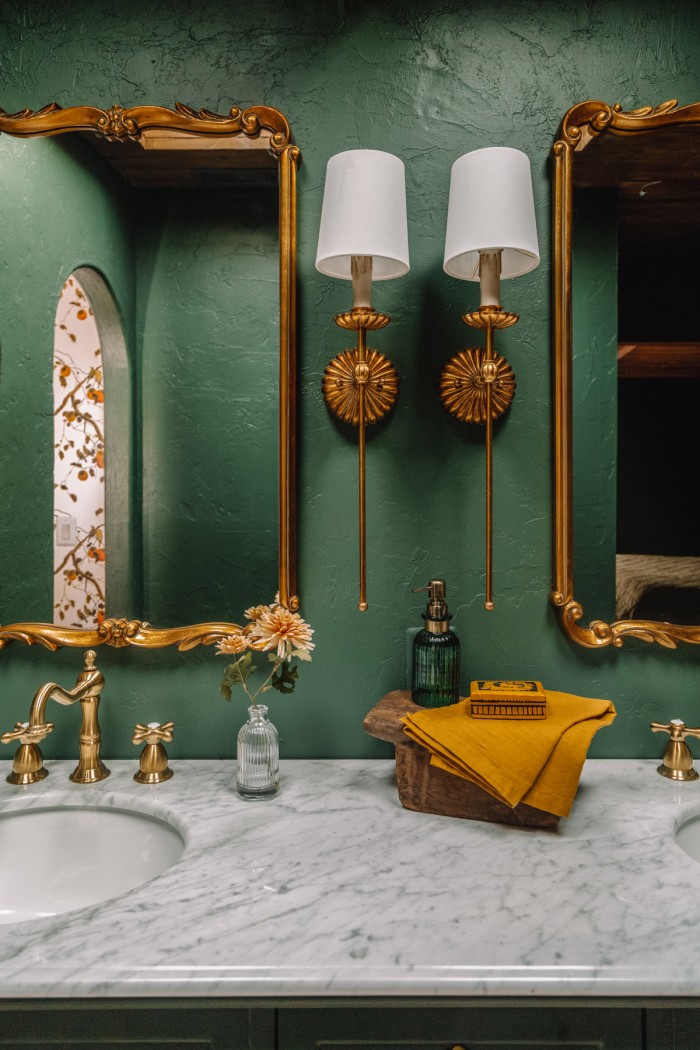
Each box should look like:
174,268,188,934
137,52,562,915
470,679,547,719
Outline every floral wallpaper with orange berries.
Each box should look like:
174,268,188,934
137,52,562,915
53,274,106,629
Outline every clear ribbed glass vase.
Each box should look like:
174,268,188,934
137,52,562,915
236,704,279,801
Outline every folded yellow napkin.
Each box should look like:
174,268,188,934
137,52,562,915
401,690,616,818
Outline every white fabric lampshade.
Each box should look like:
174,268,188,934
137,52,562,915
315,149,409,280
443,146,539,281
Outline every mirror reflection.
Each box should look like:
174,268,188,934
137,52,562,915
573,121,700,626
552,98,700,649
0,102,298,650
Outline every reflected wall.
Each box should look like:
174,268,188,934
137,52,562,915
0,135,135,624
0,136,280,630
138,189,279,627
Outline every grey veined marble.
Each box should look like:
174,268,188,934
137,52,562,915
0,757,699,999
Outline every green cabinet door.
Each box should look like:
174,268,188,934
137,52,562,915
0,1002,274,1050
278,1005,642,1050
647,1009,700,1050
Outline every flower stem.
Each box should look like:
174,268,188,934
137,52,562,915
243,661,279,707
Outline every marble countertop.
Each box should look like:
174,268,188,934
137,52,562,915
1,756,700,1000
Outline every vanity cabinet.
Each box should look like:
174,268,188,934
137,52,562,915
647,1009,700,1050
0,1002,274,1049
7,1002,700,1049
277,1006,641,1050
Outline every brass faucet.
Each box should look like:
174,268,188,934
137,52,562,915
1,649,109,785
650,719,700,782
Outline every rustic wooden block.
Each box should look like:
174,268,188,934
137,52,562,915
363,690,560,828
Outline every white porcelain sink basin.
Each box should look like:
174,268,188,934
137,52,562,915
675,814,700,864
0,805,185,924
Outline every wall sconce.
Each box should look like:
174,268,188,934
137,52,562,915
316,149,409,611
440,146,539,609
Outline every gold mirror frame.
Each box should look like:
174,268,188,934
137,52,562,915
0,100,300,652
551,98,700,649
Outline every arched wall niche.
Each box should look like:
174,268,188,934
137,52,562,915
53,267,132,629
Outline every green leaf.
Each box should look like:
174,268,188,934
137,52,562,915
220,652,256,700
271,662,298,695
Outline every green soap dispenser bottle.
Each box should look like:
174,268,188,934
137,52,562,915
411,579,461,708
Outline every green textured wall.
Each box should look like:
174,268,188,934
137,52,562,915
2,0,700,764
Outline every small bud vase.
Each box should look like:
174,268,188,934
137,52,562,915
236,704,280,800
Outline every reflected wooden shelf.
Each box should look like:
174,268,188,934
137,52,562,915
618,341,700,378
0,102,292,189
86,126,278,188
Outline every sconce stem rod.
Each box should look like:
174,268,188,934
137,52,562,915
485,323,495,611
357,325,368,612
323,306,395,614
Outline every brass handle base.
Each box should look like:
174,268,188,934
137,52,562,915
6,745,50,785
133,722,175,784
1,721,54,785
657,763,699,782
651,720,700,780
135,764,174,785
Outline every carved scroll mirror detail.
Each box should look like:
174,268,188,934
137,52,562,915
552,99,700,649
0,102,300,652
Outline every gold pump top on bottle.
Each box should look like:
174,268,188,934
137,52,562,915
413,579,452,634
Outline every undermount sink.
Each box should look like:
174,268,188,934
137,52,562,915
675,814,700,865
0,805,185,924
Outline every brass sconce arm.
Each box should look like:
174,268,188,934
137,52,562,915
441,146,539,609
316,149,408,610
323,284,398,611
440,297,517,609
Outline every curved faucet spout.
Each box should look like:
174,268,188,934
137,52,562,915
29,650,105,729
31,649,108,785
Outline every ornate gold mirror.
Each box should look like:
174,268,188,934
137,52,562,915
552,98,700,648
0,101,300,652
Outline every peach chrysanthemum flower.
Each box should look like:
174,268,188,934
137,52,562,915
215,632,249,656
244,604,270,621
248,607,315,661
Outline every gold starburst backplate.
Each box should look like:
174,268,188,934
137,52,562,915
439,348,516,424
322,348,399,425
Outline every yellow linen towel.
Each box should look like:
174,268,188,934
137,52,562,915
401,690,616,818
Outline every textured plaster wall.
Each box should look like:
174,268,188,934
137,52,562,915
1,0,700,762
